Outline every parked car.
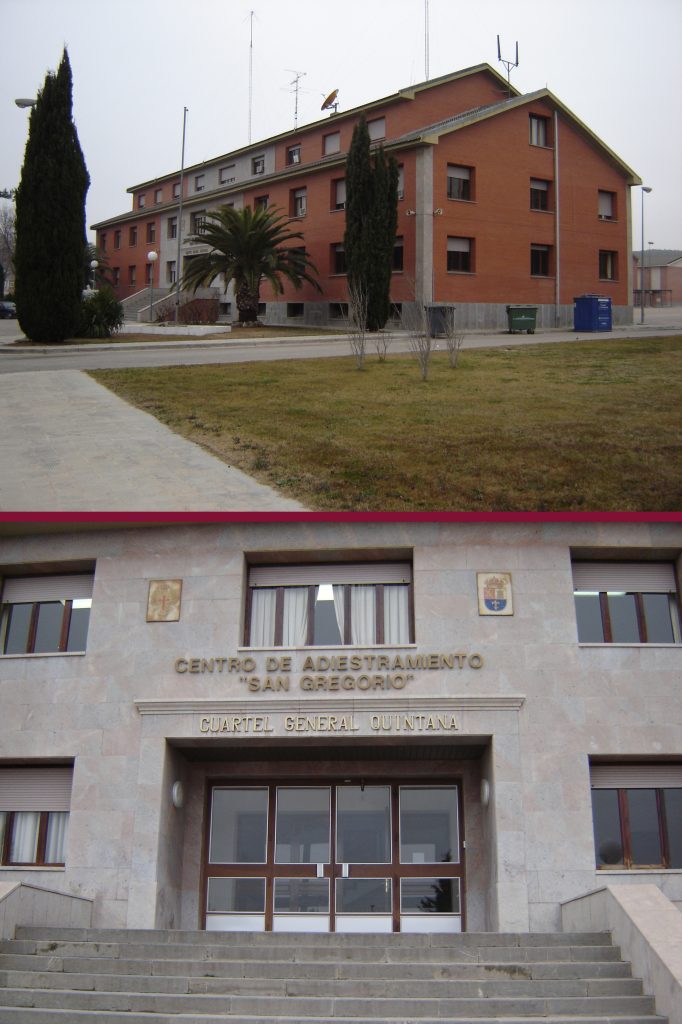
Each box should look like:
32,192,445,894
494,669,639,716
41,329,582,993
0,301,16,319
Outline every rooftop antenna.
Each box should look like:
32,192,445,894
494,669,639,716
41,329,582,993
424,0,430,81
247,10,256,143
321,88,339,115
496,34,519,96
286,69,307,129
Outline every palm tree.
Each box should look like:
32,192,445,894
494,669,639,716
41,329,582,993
180,204,320,323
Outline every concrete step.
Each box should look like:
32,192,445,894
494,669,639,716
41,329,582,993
0,1012,669,1024
0,987,660,1016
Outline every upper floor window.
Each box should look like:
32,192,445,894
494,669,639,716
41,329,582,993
146,221,156,244
331,242,346,275
129,226,138,247
287,145,301,166
245,562,413,647
591,763,682,869
573,562,681,644
114,230,121,249
129,265,137,286
598,190,616,221
191,211,207,235
219,165,236,185
254,195,269,210
530,243,551,276
291,187,307,218
195,174,206,192
252,155,265,175
529,114,550,147
173,182,181,199
368,117,386,141
447,165,473,202
137,193,146,209
166,260,177,284
333,179,346,211
323,132,340,156
530,178,551,211
99,232,107,252
1,574,93,655
392,236,404,272
0,765,73,866
167,216,178,239
154,188,163,204
397,165,404,200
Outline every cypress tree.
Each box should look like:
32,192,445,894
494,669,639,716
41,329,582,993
15,49,90,342
344,117,398,332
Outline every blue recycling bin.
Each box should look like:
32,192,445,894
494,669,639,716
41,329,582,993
574,294,612,332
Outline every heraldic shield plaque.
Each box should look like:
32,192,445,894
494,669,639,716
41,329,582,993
477,572,513,616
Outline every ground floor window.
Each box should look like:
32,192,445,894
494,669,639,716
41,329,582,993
245,562,413,647
530,243,551,276
591,764,682,869
0,765,73,866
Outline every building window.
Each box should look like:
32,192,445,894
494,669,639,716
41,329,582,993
447,236,473,273
529,114,550,147
573,562,680,644
154,188,163,204
368,117,386,141
112,267,120,287
392,236,404,272
114,230,121,249
333,179,346,211
195,174,205,192
598,190,616,221
530,178,551,211
252,155,265,175
323,132,340,156
530,243,551,276
191,211,207,235
137,193,146,209
291,187,307,218
254,195,269,210
173,182,181,199
145,262,154,285
287,145,301,166
0,766,73,866
287,303,304,318
330,302,348,320
146,222,156,244
397,165,405,200
99,232,107,252
167,216,178,240
331,243,346,275
599,250,618,281
245,562,413,647
1,574,93,655
446,165,473,202
129,226,137,247
591,764,682,869
166,261,177,284
219,165,236,185
129,266,137,287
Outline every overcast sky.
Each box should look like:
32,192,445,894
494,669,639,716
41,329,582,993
2,0,681,249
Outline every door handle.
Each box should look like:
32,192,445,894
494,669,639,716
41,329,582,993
342,863,349,878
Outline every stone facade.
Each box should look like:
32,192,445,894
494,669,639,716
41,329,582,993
0,520,680,933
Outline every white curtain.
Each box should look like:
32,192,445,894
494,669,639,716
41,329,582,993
332,585,345,640
384,585,409,644
9,811,39,863
282,588,308,646
250,589,277,646
45,811,69,863
351,585,376,645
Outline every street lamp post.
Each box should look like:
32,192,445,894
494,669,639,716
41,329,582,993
89,259,98,291
640,186,652,324
148,251,158,322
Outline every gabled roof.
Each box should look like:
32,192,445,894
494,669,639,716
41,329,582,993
634,249,682,267
391,89,641,185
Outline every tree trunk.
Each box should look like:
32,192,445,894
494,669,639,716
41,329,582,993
236,279,260,323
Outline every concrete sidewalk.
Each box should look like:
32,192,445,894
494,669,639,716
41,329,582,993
0,371,305,512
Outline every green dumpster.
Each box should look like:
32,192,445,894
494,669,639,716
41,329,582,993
506,305,538,334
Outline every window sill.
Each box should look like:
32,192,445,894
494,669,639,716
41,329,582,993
530,208,554,215
599,279,619,284
240,644,418,653
0,651,86,660
578,643,680,648
530,274,555,279
0,865,65,872
596,868,682,874
447,271,475,276
447,198,476,205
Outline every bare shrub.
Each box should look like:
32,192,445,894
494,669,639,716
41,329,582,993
401,300,432,381
346,280,369,369
442,307,465,368
178,298,220,325
374,331,392,362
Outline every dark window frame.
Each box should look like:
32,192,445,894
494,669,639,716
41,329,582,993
575,589,678,644
446,166,473,202
592,786,681,869
530,179,551,211
530,244,551,277
1,596,91,655
0,810,67,867
599,250,618,281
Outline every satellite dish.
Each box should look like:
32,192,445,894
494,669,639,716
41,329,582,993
321,89,339,112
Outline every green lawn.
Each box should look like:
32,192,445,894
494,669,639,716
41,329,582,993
91,336,682,511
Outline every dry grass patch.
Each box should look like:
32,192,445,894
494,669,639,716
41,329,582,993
90,336,682,511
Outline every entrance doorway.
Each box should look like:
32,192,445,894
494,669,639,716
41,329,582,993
204,781,464,932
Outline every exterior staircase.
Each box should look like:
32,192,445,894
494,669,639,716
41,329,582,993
121,287,173,323
0,926,667,1023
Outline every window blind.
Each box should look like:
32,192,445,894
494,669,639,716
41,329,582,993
0,766,74,811
447,237,470,253
591,764,682,789
249,563,412,587
572,563,676,593
2,574,94,604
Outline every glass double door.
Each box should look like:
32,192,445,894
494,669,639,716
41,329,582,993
205,781,463,933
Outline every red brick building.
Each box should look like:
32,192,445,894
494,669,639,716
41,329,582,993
92,64,640,328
